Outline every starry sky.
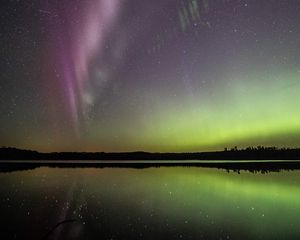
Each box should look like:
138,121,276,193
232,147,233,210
1,0,300,152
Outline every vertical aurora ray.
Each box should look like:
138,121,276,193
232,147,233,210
44,0,122,136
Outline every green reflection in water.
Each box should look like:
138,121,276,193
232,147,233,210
0,167,299,239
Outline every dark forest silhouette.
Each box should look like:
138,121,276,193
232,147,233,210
1,146,300,161
1,146,300,173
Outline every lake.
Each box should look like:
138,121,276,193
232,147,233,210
0,165,300,239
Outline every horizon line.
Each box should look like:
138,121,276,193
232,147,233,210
1,146,300,154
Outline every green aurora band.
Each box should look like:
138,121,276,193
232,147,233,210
85,69,300,152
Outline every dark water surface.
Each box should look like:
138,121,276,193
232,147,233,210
0,165,300,239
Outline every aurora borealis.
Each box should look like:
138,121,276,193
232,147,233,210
1,0,300,152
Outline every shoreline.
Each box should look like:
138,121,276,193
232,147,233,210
1,160,300,173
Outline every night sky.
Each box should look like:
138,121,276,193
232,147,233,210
1,0,300,152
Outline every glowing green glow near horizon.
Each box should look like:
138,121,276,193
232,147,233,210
84,69,300,152
149,70,300,151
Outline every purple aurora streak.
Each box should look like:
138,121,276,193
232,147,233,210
45,0,122,136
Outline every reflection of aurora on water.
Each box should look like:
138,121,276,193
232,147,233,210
0,167,300,239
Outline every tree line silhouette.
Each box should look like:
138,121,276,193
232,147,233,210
1,146,300,160
0,146,300,174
